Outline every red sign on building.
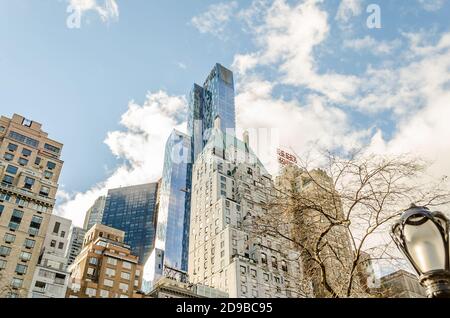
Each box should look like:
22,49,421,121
277,148,298,166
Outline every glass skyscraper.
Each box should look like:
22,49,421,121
101,183,158,264
154,129,192,272
188,63,236,162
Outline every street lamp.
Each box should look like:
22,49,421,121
391,204,450,298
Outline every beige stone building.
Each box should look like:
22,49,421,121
188,125,307,298
0,114,63,298
377,270,426,298
66,224,143,298
274,165,359,297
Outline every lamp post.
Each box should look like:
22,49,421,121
391,204,450,298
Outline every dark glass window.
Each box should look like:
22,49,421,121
2,175,14,185
47,161,56,170
8,131,39,148
0,245,12,256
15,264,27,275
44,143,60,154
44,171,53,179
18,158,28,166
24,177,35,190
34,157,41,165
3,153,14,161
7,143,18,152
58,242,64,250
21,148,32,157
4,233,16,244
39,186,50,197
53,222,60,234
6,165,18,175
24,239,35,249
29,215,43,233
9,210,23,230
0,204,4,217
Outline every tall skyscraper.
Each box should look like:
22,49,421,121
144,130,191,289
65,226,86,266
83,196,106,231
28,214,71,298
0,114,64,298
188,63,236,162
188,122,305,298
101,183,158,265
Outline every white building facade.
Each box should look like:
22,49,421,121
188,126,307,298
28,214,71,298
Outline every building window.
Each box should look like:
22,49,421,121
261,253,267,265
121,272,131,280
281,260,288,272
274,276,281,284
60,231,66,238
50,240,56,247
18,158,28,166
2,175,14,185
21,148,32,157
44,171,53,179
0,246,12,257
263,273,269,282
0,259,7,270
39,186,50,197
3,153,13,161
86,288,96,297
29,215,43,236
122,261,132,270
19,251,32,262
34,157,41,165
9,209,24,230
0,126,4,132
7,143,18,152
44,144,60,155
24,239,35,249
11,278,23,289
53,222,61,234
87,267,95,276
4,233,15,244
89,257,98,265
105,268,116,276
107,257,117,266
103,279,114,287
47,161,56,170
23,177,35,190
119,283,129,292
6,165,18,175
241,285,247,294
272,256,278,269
251,269,257,278
58,242,64,250
240,266,246,274
0,204,4,217
15,264,28,275
100,290,109,298
9,131,39,148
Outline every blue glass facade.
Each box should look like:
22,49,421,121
154,130,192,272
101,183,158,264
188,63,236,162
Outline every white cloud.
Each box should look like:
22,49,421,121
69,0,119,23
417,0,445,11
191,1,238,38
233,0,360,103
335,0,363,23
55,91,186,226
343,36,401,55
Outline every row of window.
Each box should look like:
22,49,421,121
0,258,29,275
0,206,43,236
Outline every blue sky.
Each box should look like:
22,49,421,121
1,0,450,227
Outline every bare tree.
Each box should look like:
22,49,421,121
245,151,450,298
